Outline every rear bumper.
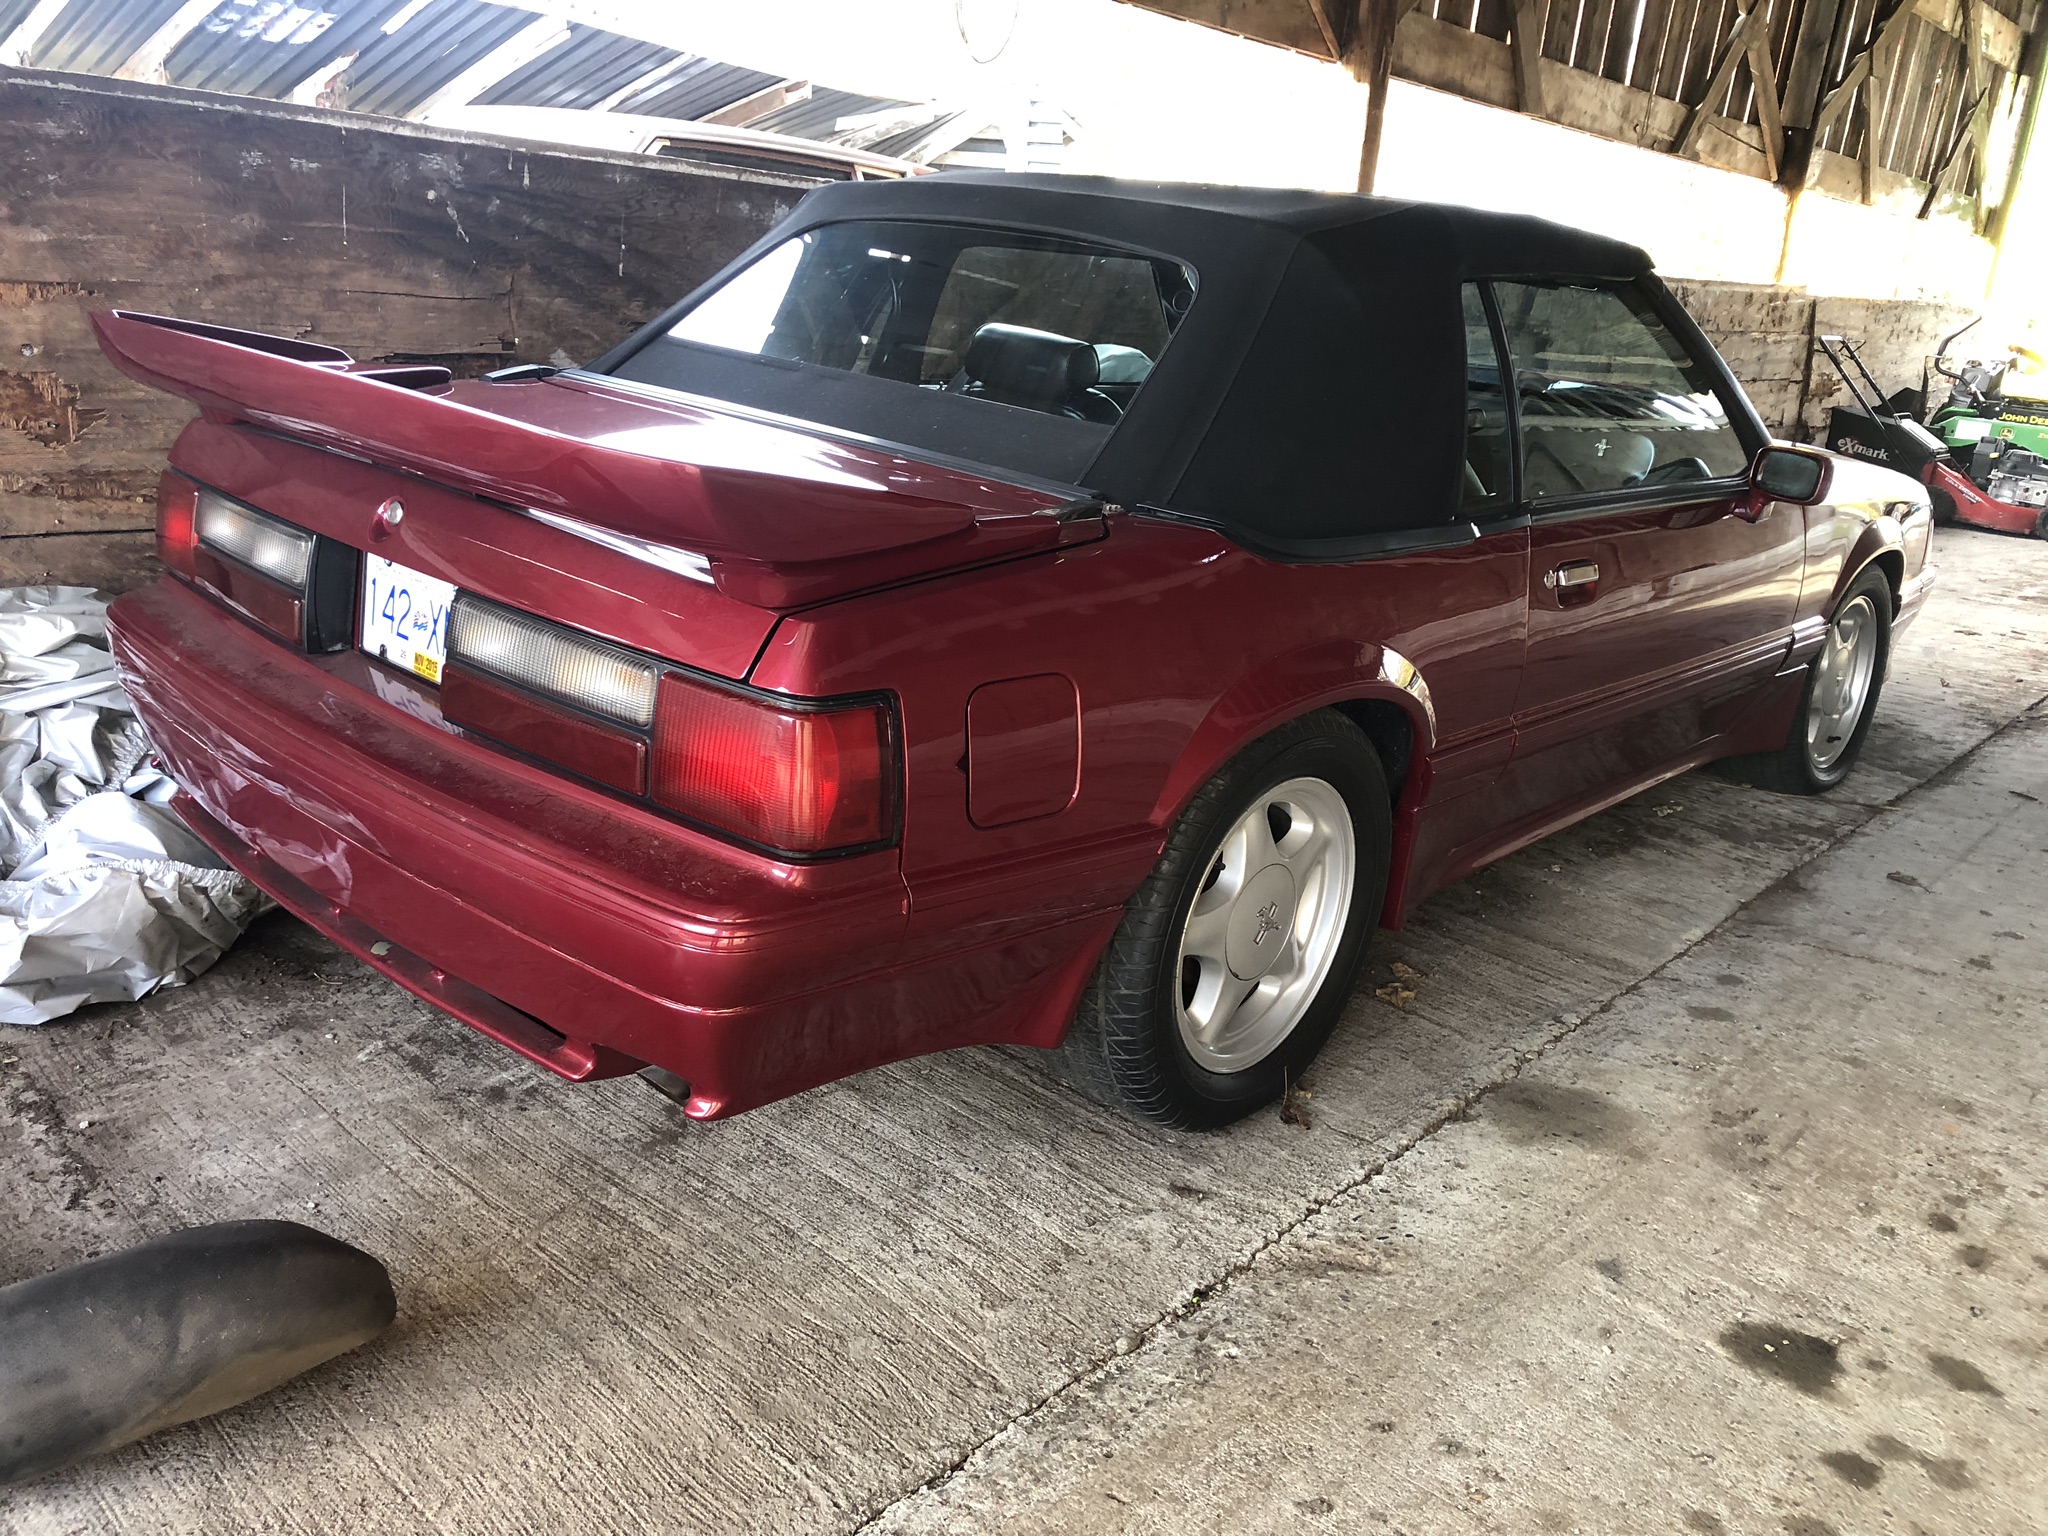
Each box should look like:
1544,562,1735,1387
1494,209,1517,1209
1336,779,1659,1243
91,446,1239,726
110,578,1109,1117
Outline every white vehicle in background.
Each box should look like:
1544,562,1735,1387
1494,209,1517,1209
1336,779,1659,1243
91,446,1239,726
424,104,926,181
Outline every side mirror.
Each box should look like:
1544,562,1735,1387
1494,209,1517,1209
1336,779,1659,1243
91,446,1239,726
1742,446,1831,521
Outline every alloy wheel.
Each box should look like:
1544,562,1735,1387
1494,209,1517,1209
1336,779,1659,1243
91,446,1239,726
1174,776,1357,1074
1808,594,1880,772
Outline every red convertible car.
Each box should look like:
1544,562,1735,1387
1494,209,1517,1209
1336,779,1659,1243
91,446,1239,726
98,175,1934,1127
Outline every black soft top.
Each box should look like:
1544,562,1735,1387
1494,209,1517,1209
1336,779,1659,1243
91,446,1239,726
597,173,1740,559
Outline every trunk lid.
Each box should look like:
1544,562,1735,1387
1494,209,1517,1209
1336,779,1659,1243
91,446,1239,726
92,310,1102,614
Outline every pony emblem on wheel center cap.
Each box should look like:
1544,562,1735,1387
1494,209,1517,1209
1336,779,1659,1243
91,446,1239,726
1227,864,1297,980
1253,900,1283,946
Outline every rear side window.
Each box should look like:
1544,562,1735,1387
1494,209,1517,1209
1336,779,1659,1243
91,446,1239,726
665,221,1194,425
1491,279,1747,499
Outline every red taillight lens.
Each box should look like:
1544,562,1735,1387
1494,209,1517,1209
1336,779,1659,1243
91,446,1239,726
650,673,894,854
442,664,648,796
193,546,304,642
156,471,198,579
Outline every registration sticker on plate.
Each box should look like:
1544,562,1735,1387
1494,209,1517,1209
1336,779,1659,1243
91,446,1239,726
360,555,456,685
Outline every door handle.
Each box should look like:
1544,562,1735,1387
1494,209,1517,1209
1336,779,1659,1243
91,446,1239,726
1543,560,1600,591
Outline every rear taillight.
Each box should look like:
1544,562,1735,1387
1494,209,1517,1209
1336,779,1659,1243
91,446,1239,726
155,471,198,579
446,594,657,727
442,595,897,857
440,665,648,796
175,484,356,650
651,674,894,854
197,488,315,587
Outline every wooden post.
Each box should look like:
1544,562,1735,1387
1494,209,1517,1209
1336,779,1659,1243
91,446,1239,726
1509,0,1549,119
1746,22,1788,181
1348,0,1410,193
1779,0,1847,134
1986,0,2047,248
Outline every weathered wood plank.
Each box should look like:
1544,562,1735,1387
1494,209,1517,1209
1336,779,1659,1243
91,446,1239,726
0,531,159,592
0,67,805,589
1110,0,1341,55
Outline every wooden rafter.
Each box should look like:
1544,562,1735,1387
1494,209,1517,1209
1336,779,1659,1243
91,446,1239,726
1916,0,1994,220
1810,0,1915,169
1305,0,1351,58
1675,0,1781,175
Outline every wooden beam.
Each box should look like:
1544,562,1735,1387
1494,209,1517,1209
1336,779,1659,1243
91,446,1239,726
1958,0,1995,219
1917,0,1992,222
1306,0,1352,58
1349,0,1406,191
1509,0,1548,117
1744,24,1786,181
1809,0,1915,186
700,80,812,130
1779,0,1846,129
1811,53,1869,139
1676,1,1767,160
1917,85,1987,217
1986,0,2047,247
1107,0,1340,58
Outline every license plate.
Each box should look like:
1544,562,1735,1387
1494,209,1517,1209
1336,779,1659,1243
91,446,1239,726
359,555,456,685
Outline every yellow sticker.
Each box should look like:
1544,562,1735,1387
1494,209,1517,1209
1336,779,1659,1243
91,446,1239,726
413,653,440,683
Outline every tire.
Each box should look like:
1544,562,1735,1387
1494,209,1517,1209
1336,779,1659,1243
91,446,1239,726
1723,567,1893,795
2034,508,2048,541
1929,485,1957,527
1054,709,1391,1129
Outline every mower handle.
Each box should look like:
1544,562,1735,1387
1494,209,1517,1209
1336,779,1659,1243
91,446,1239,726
1933,316,1982,381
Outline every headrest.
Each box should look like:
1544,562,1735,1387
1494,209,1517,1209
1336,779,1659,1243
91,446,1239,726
1092,343,1155,385
963,323,1100,403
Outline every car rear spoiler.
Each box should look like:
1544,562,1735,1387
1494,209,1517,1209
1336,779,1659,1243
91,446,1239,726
91,309,1099,610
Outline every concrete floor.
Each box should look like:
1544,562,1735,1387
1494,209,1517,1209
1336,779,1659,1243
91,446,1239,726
2,527,2044,1536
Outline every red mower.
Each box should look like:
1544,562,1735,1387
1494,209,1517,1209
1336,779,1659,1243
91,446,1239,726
1816,329,2048,539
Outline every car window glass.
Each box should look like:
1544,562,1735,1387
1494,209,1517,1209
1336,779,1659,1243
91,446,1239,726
1492,279,1747,499
1462,283,1511,509
666,221,1195,426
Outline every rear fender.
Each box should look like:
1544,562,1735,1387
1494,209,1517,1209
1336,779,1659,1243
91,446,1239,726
1149,639,1436,926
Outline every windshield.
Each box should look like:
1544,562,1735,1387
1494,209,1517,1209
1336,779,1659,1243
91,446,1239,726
603,219,1197,483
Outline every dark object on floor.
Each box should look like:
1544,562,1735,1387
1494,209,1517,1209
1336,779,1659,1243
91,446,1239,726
0,1220,395,1485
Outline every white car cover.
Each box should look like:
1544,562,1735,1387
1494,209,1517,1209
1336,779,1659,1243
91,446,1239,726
0,587,269,1025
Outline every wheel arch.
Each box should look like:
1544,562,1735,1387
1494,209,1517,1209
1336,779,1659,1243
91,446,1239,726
1145,640,1437,946
1833,519,1906,617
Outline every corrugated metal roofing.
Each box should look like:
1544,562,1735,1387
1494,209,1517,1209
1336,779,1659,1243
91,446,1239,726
611,54,783,121
30,0,190,76
475,21,674,110
6,0,959,159
869,110,967,161
0,0,43,44
166,0,419,101
339,0,531,118
751,85,911,142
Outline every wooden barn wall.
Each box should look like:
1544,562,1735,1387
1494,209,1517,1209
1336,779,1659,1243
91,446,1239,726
1669,277,1974,439
0,69,805,591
